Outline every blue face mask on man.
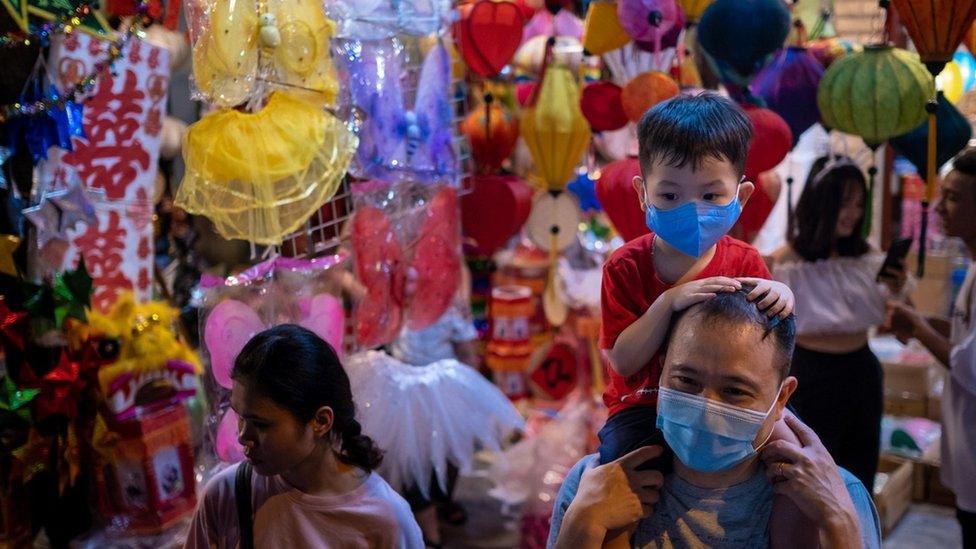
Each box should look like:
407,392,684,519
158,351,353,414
643,183,743,258
656,386,779,473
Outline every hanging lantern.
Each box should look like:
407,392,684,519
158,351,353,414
678,0,714,23
752,46,824,144
698,0,791,90
521,64,592,190
807,37,861,69
454,0,527,78
936,60,965,103
817,46,932,148
818,45,933,244
742,105,792,182
891,0,976,276
635,6,685,52
793,0,835,40
621,71,680,123
891,91,973,180
891,0,976,76
955,50,976,92
461,174,534,255
460,97,520,172
582,1,631,55
580,81,629,132
514,35,584,76
617,0,681,46
596,157,649,242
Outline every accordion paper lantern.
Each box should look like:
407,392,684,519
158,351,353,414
596,157,649,242
891,0,976,75
697,0,791,86
752,46,824,144
620,71,679,123
742,105,792,182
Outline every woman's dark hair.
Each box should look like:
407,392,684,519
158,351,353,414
232,324,383,471
790,155,870,262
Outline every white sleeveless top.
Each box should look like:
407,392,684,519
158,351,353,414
773,253,889,337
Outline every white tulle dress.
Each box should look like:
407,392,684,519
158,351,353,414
344,305,525,496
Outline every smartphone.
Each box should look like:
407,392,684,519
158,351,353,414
878,238,913,281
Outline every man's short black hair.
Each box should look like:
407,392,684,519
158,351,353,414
953,146,976,179
636,92,752,176
669,286,796,379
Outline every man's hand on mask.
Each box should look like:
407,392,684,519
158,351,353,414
666,277,742,312
563,446,665,539
739,278,795,319
760,414,861,546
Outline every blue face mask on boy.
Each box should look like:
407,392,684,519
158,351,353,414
643,184,743,258
656,386,779,473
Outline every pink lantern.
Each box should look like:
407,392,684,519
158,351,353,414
618,0,680,48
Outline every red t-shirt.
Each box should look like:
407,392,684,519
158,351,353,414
599,233,772,417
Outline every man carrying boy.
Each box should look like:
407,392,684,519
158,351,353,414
597,93,794,467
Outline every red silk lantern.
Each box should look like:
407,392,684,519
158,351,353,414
596,157,649,242
461,101,520,172
461,174,534,255
455,0,527,78
729,170,780,243
516,81,537,106
620,71,679,123
742,105,792,182
580,81,628,132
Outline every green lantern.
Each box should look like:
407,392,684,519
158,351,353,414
817,45,934,237
818,45,933,148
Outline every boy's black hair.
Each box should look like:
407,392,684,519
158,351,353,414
790,155,870,262
669,285,796,380
636,92,752,176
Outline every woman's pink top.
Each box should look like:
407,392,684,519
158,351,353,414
184,462,423,549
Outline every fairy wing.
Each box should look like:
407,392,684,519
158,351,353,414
342,39,406,180
406,187,461,330
352,204,405,347
410,41,456,183
273,0,338,102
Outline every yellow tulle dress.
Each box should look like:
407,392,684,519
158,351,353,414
176,91,358,245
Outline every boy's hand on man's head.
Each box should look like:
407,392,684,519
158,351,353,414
739,278,794,319
666,277,742,312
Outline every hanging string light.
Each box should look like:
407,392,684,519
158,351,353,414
0,0,150,123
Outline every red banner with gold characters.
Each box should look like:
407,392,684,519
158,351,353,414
39,34,170,311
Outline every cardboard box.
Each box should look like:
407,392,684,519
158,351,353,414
884,394,928,418
882,359,941,400
907,253,954,318
910,438,958,507
874,455,915,535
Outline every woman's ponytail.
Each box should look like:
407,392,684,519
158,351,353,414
338,418,383,471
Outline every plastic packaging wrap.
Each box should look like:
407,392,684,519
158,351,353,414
487,394,605,548
186,0,339,107
334,36,458,185
198,255,349,469
327,0,453,39
175,91,358,245
350,181,462,348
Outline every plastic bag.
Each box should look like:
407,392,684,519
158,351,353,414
198,254,349,467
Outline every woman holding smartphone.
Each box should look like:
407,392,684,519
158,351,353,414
768,156,909,492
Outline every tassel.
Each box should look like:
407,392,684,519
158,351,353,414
862,164,877,238
918,100,939,278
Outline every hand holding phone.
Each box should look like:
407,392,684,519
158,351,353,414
877,238,912,285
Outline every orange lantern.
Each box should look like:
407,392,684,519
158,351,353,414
889,0,976,275
521,64,592,190
620,71,680,123
486,285,535,400
461,97,520,173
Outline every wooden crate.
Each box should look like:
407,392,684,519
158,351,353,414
874,455,914,536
